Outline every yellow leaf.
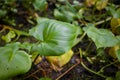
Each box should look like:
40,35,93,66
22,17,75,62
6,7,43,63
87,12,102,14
31,52,42,65
96,0,108,10
46,50,74,71
110,18,120,34
109,46,119,59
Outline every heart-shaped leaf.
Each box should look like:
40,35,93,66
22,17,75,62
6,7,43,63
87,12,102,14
0,45,32,80
29,18,79,56
83,24,119,48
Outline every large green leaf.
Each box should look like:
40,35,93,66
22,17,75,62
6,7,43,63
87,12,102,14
0,44,32,80
83,24,119,48
29,18,79,56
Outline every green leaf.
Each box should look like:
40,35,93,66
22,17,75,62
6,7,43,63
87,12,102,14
2,30,16,43
115,71,120,80
0,44,32,80
83,24,119,48
19,42,34,53
106,4,120,18
54,9,77,22
29,18,79,56
116,49,120,61
5,42,21,61
33,0,47,11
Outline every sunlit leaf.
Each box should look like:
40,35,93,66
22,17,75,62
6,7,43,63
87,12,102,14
29,18,79,56
96,0,108,10
0,44,32,80
2,30,16,43
83,24,119,48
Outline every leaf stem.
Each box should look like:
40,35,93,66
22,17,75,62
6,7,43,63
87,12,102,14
2,25,30,36
73,32,86,46
97,60,119,73
79,49,107,78
94,17,112,26
81,61,107,78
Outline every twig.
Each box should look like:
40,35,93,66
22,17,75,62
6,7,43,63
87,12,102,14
56,60,80,80
23,66,45,79
31,75,39,80
0,25,30,36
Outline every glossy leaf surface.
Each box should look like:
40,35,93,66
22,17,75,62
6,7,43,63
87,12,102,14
29,18,79,56
0,44,32,80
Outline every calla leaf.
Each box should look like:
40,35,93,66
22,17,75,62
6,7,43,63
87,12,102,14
83,24,119,48
0,45,32,80
29,18,79,56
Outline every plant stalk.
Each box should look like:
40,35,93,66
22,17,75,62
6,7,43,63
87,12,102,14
81,61,107,78
73,32,86,46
